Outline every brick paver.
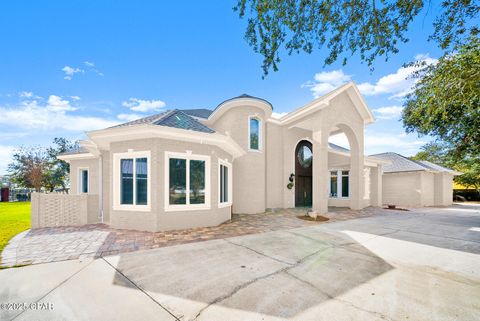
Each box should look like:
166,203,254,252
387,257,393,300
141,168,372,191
1,207,382,267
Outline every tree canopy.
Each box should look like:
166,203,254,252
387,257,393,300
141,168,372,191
235,0,479,76
412,142,480,191
7,138,79,192
402,36,480,160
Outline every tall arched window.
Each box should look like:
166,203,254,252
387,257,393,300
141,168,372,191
249,117,261,150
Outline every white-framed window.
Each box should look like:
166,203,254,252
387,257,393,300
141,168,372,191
218,159,232,208
113,150,151,211
329,170,349,198
248,116,262,151
78,168,89,194
165,151,211,211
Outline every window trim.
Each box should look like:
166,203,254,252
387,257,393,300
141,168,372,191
78,167,89,194
328,169,350,199
164,151,211,212
113,150,151,212
218,158,233,208
248,116,262,152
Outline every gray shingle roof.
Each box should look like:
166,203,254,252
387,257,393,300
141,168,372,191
370,152,456,173
215,94,273,110
110,110,215,133
328,143,350,153
181,109,213,119
417,160,457,174
57,147,89,157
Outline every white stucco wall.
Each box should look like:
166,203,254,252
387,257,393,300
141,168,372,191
383,172,423,206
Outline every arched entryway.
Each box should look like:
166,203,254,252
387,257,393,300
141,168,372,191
295,140,313,207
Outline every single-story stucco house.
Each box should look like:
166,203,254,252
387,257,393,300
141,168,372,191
50,82,458,232
372,152,461,207
53,82,395,232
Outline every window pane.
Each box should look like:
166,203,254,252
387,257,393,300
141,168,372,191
169,158,186,204
82,170,88,193
121,159,134,204
342,174,349,197
330,171,337,198
250,118,259,150
224,165,228,202
220,165,229,203
136,158,148,205
220,165,224,203
190,160,205,204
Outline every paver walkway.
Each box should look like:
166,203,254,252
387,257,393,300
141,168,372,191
1,207,382,267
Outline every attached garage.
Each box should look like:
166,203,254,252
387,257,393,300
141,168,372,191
372,153,460,207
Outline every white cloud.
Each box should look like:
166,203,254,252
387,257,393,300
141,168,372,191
302,70,352,98
373,105,404,120
62,65,83,80
70,95,81,101
122,98,166,113
304,54,437,99
328,131,427,156
0,95,118,131
0,145,14,174
117,113,143,122
46,95,76,112
365,131,426,156
357,55,438,98
62,61,104,79
19,91,33,98
271,112,288,119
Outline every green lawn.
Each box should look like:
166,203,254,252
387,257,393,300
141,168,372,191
0,202,31,256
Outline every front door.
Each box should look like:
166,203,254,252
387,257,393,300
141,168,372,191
295,140,313,207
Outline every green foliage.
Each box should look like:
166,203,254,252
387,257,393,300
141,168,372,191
412,142,480,191
7,138,79,192
235,0,479,76
403,36,480,160
410,142,447,165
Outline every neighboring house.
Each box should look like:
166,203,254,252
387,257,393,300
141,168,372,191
372,152,461,207
58,82,389,232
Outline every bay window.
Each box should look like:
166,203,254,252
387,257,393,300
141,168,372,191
165,152,210,211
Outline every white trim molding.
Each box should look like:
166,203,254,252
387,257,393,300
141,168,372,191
218,158,233,208
113,150,151,212
164,151,211,212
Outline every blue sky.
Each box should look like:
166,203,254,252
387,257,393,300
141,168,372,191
0,1,445,174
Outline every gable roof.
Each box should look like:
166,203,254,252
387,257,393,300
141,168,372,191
110,109,215,133
275,82,375,126
370,152,459,174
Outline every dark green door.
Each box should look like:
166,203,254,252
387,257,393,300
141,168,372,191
295,140,313,208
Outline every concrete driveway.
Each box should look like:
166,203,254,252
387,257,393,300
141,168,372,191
1,204,479,321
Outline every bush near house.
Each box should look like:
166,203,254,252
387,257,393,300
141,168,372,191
0,202,31,257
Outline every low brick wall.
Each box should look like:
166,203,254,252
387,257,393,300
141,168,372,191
31,193,99,228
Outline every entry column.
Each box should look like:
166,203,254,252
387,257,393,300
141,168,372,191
312,129,329,214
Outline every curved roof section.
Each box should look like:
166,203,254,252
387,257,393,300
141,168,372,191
215,94,273,111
